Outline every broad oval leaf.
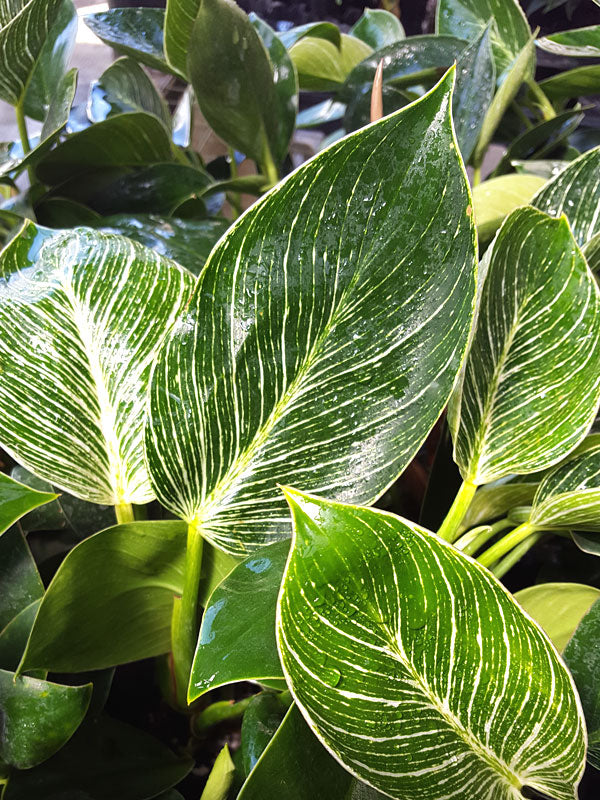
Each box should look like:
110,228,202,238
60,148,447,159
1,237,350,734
436,0,531,78
145,71,477,555
240,692,288,777
450,206,600,485
0,0,63,106
290,34,372,92
533,146,600,246
472,173,547,243
540,65,600,102
84,8,176,75
515,582,600,653
537,26,600,59
530,440,600,531
0,222,193,505
278,22,341,50
349,9,405,50
189,540,288,702
277,490,586,800
0,669,91,769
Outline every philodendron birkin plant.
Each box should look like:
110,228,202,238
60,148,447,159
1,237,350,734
5,52,600,800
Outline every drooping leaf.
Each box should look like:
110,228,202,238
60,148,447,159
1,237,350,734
349,9,405,50
278,490,586,800
35,112,175,185
290,34,372,92
2,715,193,799
512,159,571,179
540,64,600,101
515,582,600,652
0,472,56,537
0,526,43,632
200,745,236,800
537,26,600,58
529,440,600,531
84,8,176,75
472,174,547,242
533,146,600,246
95,214,229,274
453,25,495,162
278,22,341,50
436,0,531,77
449,206,600,485
0,0,63,106
189,540,288,702
89,57,171,129
145,71,477,556
23,0,77,121
563,598,600,769
0,669,91,769
0,222,193,505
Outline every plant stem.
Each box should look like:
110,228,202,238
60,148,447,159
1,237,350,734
454,517,513,556
15,99,31,155
511,100,533,131
228,147,242,219
525,78,556,122
262,147,279,188
172,522,204,706
437,479,478,543
491,532,543,579
477,522,535,568
115,503,135,524
472,164,482,187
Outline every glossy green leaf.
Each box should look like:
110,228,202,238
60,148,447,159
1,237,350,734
164,0,198,76
89,57,171,129
529,440,600,531
0,0,63,106
512,159,570,179
472,39,535,168
583,232,600,273
0,600,40,672
20,521,185,672
493,108,585,177
460,475,540,530
563,598,600,769
533,146,600,246
296,99,346,128
450,207,600,485
188,0,284,168
0,526,43,632
278,22,341,50
290,34,372,92
0,222,193,505
453,26,495,161
2,715,193,799
537,26,600,58
23,0,77,121
95,214,229,274
540,65,600,101
343,85,408,134
250,14,298,166
472,173,547,243
145,71,477,556
200,745,235,800
349,9,405,50
84,9,176,75
35,112,175,186
0,669,91,768
241,692,288,777
515,582,600,653
189,540,288,701
0,472,56,537
278,490,586,800
436,0,531,77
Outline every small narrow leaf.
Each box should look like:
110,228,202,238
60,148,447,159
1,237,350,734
450,206,600,485
89,57,171,128
540,64,600,101
145,71,477,556
200,745,235,800
533,146,600,246
0,223,193,505
0,670,91,768
453,25,495,162
278,490,586,800
537,26,600,58
0,526,43,633
0,472,56,537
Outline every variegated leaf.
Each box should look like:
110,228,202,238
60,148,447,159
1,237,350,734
277,489,586,800
0,222,193,505
450,206,600,486
534,146,600,247
145,71,477,555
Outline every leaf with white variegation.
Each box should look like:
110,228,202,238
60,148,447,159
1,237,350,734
449,206,600,485
277,490,586,800
0,222,193,505
537,26,600,59
534,146,600,246
145,70,477,556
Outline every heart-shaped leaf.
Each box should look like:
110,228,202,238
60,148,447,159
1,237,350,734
0,222,193,505
145,70,477,556
349,9,405,50
89,57,171,128
533,146,600,246
537,26,600,59
189,540,288,702
436,0,531,77
449,206,600,485
0,670,91,769
84,8,176,75
277,490,586,800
